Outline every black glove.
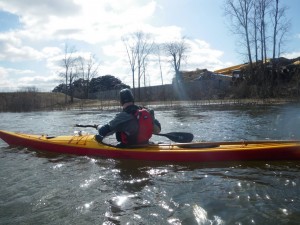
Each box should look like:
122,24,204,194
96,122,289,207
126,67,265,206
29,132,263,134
149,109,155,117
95,134,104,143
154,119,161,130
98,124,111,136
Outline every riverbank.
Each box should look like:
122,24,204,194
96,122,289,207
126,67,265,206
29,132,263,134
69,97,300,111
1,90,299,112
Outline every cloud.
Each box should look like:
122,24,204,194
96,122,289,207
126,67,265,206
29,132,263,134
101,37,230,87
0,0,81,26
185,39,230,71
0,0,157,43
0,31,43,61
42,47,62,57
0,66,35,77
282,52,300,59
0,0,235,91
18,74,60,88
0,66,36,91
0,66,59,91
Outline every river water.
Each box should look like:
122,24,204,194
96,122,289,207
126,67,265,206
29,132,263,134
0,103,300,225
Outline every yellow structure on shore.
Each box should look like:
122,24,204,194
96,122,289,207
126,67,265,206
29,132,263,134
214,63,247,76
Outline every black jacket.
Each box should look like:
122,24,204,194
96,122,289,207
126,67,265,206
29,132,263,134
98,104,161,143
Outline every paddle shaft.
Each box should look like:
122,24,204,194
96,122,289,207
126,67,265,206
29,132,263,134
75,124,194,143
75,124,97,129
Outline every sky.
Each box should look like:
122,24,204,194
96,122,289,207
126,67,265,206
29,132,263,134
0,0,299,92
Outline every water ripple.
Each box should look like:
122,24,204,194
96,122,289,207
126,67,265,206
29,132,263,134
1,105,300,224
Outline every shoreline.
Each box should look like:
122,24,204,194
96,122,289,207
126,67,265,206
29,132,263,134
1,96,299,113
69,98,300,111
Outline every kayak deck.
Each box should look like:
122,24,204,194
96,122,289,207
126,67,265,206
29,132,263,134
1,130,300,162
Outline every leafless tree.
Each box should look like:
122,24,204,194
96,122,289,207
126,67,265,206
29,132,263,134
138,32,154,90
225,0,254,71
270,0,290,60
227,0,290,64
122,31,154,99
68,67,78,103
277,24,289,57
60,44,77,104
271,0,279,60
225,0,291,98
141,60,148,87
163,37,189,84
155,44,164,86
20,86,40,92
257,0,272,63
78,54,99,98
122,36,137,92
250,5,260,63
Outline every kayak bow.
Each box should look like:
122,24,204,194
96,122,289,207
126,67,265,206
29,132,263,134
0,130,300,162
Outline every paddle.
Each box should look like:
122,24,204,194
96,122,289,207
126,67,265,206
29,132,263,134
155,132,194,143
75,124,97,129
74,124,194,143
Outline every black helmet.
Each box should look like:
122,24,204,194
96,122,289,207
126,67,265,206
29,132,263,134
120,88,134,105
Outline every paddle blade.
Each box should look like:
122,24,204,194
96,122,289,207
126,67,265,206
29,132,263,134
157,132,194,143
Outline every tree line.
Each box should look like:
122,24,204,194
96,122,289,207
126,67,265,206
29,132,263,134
225,0,289,65
55,0,291,101
224,0,293,97
56,35,189,102
58,46,99,103
52,74,129,100
122,32,189,99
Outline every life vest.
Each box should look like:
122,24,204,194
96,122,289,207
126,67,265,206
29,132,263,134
120,108,153,144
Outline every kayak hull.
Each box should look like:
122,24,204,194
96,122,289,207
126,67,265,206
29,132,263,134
0,130,300,162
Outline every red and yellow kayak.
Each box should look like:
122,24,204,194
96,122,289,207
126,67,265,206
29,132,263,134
1,130,300,162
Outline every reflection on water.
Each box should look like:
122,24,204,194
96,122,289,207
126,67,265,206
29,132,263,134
1,104,300,224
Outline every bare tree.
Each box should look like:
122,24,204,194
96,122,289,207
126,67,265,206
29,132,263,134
78,54,99,98
60,44,77,104
257,0,272,63
163,37,189,84
155,44,164,85
225,0,254,70
138,32,154,89
123,31,154,99
271,0,279,60
277,24,289,57
122,35,137,92
68,67,78,103
270,0,290,60
141,59,148,87
250,5,259,63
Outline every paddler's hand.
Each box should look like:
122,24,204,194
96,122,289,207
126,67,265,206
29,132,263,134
97,124,111,136
95,134,104,143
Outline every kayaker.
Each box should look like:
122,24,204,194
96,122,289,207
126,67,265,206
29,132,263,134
95,88,161,146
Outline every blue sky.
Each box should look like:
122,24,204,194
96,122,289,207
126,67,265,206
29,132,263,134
0,0,299,92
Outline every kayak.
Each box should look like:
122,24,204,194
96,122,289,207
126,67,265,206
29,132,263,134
0,130,300,162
